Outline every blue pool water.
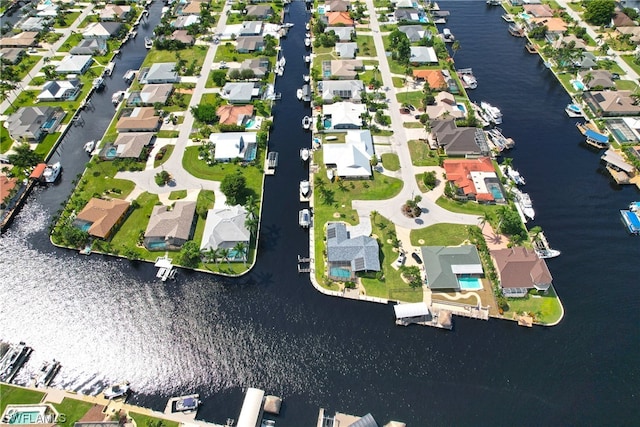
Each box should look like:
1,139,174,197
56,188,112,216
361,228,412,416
487,183,503,200
317,5,325,13
147,241,167,250
244,119,255,128
456,103,467,115
246,145,257,161
611,128,629,143
80,223,91,232
42,119,57,130
323,70,331,78
330,267,351,279
458,276,483,291
324,118,332,129
571,80,585,91
519,12,531,19
105,147,118,160
419,16,428,23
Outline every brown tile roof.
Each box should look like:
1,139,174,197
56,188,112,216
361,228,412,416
116,107,160,132
443,157,496,201
327,11,354,26
216,104,254,125
531,17,567,32
492,247,552,289
182,0,203,14
76,198,130,239
0,174,17,201
523,4,553,18
0,32,38,48
171,30,194,44
612,11,635,27
412,69,446,89
144,201,196,242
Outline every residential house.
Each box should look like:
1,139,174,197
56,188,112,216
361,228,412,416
395,8,422,23
209,132,258,162
431,10,448,24
323,129,374,178
6,106,64,143
531,17,567,38
0,32,38,48
73,198,130,240
324,59,363,79
169,30,195,45
82,22,122,39
0,48,25,65
491,247,552,297
318,79,364,103
239,21,263,36
221,82,262,103
323,102,366,129
19,17,48,32
238,57,269,78
442,157,503,202
70,39,107,55
578,69,615,90
431,119,490,156
335,42,358,59
216,104,254,126
236,35,264,53
116,107,161,132
573,51,597,69
552,34,587,51
421,245,484,291
181,0,204,15
35,2,57,17
412,69,446,90
425,91,465,120
612,11,635,27
55,55,93,75
523,3,553,18
106,132,155,158
325,0,350,12
246,5,274,19
127,83,174,106
172,15,200,29
139,62,179,84
143,201,197,250
99,4,132,21
583,90,640,117
398,25,429,42
616,26,640,43
326,222,380,280
199,205,251,261
409,46,438,64
324,26,354,41
326,11,354,26
394,0,414,8
0,174,17,208
37,79,82,102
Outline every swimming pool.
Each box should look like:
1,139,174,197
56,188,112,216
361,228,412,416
611,128,630,143
458,276,483,291
317,5,325,13
147,241,167,250
487,182,504,200
571,80,585,91
330,267,351,279
456,103,467,115
244,119,255,128
519,12,531,19
104,146,118,160
323,118,332,129
246,145,257,161
2,405,51,425
42,118,57,130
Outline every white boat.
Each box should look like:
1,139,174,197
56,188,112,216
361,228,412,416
174,395,200,412
300,147,310,161
112,91,125,105
282,23,294,28
278,56,286,67
34,360,60,388
506,167,525,185
461,73,477,89
565,103,584,118
303,55,310,63
43,162,61,183
123,69,136,83
144,37,153,49
0,342,32,382
296,88,303,100
487,128,515,150
299,209,311,228
303,74,310,82
92,77,105,89
130,30,137,38
104,381,130,399
513,188,535,220
535,248,561,259
300,180,310,197
534,232,560,258
480,101,502,124
305,22,310,30
502,13,514,22
84,140,96,153
104,61,115,76
304,37,311,47
302,115,311,129
442,28,454,42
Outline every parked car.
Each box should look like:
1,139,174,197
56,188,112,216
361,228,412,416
394,252,406,267
411,252,423,264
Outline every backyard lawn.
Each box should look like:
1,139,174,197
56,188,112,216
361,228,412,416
410,223,474,247
0,385,45,415
380,153,400,171
142,45,209,70
50,398,93,427
504,286,564,325
129,412,179,427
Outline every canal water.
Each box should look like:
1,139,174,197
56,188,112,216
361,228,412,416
0,1,638,425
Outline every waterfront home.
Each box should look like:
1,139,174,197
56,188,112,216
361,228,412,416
98,4,132,21
82,22,123,39
0,48,25,65
239,21,263,36
323,59,363,80
430,119,490,157
209,132,257,162
324,26,354,41
169,30,195,46
172,15,200,29
0,32,38,48
19,17,48,32
73,198,130,240
116,107,161,132
236,36,265,53
326,222,380,281
216,104,254,126
421,245,483,291
37,79,82,102
143,201,197,250
443,157,503,203
55,55,93,75
199,205,251,260
583,90,640,117
325,11,354,26
6,106,64,143
325,0,350,12
246,5,274,19
578,70,615,90
612,11,635,27
237,57,270,78
395,0,414,8
426,91,465,120
530,17,567,38
398,25,430,43
323,129,374,178
395,8,422,23
221,82,262,104
318,80,364,103
552,34,587,51
573,52,597,69
335,42,358,59
180,0,204,15
70,39,107,55
139,62,179,84
412,69,446,90
127,84,174,106
491,247,552,298
0,175,17,208
322,102,366,129
523,3,553,18
103,133,155,159
409,46,438,65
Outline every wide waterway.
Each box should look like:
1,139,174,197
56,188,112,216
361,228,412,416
1,1,638,425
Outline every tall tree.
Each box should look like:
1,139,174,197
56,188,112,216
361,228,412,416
584,0,615,26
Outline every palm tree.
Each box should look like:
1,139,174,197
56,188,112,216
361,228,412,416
233,241,248,265
582,71,594,89
451,40,461,59
479,212,492,231
502,157,513,174
219,248,230,266
245,213,259,236
244,195,257,215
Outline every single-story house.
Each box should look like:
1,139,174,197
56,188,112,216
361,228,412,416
172,15,200,29
409,46,438,64
573,52,597,69
6,106,64,143
107,132,155,158
531,17,567,36
216,104,254,126
200,205,251,261
209,132,258,162
237,57,269,78
425,91,465,120
98,4,132,21
246,5,274,19
421,245,483,291
323,102,366,129
324,59,363,79
37,79,82,102
395,8,422,22
19,17,48,32
616,26,640,43
116,107,161,132
0,48,25,65
55,55,93,74
578,69,615,90
324,26,354,41
221,82,262,104
236,35,264,53
552,34,587,51
583,90,640,117
144,201,197,250
323,129,374,178
318,79,364,103
0,174,17,207
0,32,38,48
431,119,490,156
412,69,446,90
73,198,130,240
139,62,179,84
35,3,57,17
335,42,358,59
127,83,174,106
523,3,553,18
181,0,204,15
612,11,635,27
395,0,414,8
70,39,107,55
326,11,354,26
170,30,195,45
442,157,502,202
325,0,350,12
398,25,429,42
82,22,122,39
491,247,552,298
326,222,380,280
239,21,263,36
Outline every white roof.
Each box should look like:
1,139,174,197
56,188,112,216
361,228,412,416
209,132,256,160
323,102,366,128
236,388,264,427
410,46,438,63
323,130,373,177
394,303,430,319
450,264,484,274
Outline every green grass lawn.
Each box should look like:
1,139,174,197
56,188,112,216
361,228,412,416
1,124,12,153
396,90,423,108
157,130,180,138
77,14,99,28
53,11,81,28
407,140,440,166
403,122,423,128
50,398,93,427
436,196,500,217
34,132,62,158
109,192,160,258
620,55,640,75
615,79,638,92
0,384,45,415
154,145,174,168
392,76,404,88
142,45,209,70
169,190,187,200
129,412,179,427
58,33,84,52
380,153,400,171
77,159,137,202
410,223,472,246
504,286,563,325
213,43,257,63
356,35,376,57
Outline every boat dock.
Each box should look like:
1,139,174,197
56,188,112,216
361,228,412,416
155,255,176,281
0,342,33,383
576,122,610,148
620,202,640,235
265,152,278,175
393,302,453,329
297,255,311,273
164,394,200,420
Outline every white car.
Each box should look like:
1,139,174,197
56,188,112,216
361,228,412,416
394,252,406,267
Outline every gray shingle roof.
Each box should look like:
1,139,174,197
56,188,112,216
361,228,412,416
421,245,483,290
144,201,196,243
326,222,380,272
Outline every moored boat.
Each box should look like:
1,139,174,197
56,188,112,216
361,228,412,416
300,147,310,161
442,28,455,42
299,209,311,228
505,167,525,185
103,381,130,400
457,69,477,89
303,74,310,82
620,201,640,235
144,37,153,49
480,101,502,124
508,23,525,37
300,180,310,197
304,37,311,47
302,115,311,129
533,231,561,258
92,77,105,90
513,188,535,220
296,88,303,100
0,341,33,383
565,103,584,118
34,360,61,388
112,91,125,105
501,13,514,22
576,122,609,148
303,55,311,64
42,162,61,184
174,394,200,412
525,42,537,54
84,140,96,154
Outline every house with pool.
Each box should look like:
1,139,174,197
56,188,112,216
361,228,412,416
491,247,552,298
442,157,505,203
100,132,155,160
72,198,130,240
144,201,197,251
200,205,251,261
325,222,380,281
5,106,65,143
420,245,484,292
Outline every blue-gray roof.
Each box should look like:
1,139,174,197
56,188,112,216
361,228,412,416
326,222,380,272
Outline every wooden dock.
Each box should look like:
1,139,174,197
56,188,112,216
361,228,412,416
297,255,311,273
